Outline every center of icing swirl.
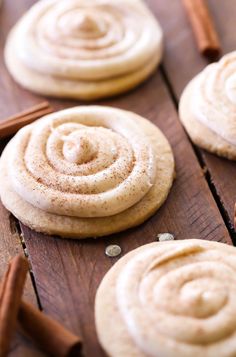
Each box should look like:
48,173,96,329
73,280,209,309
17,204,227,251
63,132,97,164
76,13,103,34
180,279,227,318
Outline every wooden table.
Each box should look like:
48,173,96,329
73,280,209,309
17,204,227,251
0,0,235,356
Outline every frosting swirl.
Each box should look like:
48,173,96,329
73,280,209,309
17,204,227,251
0,106,174,238
96,239,236,356
8,106,156,217
5,0,163,100
192,52,236,145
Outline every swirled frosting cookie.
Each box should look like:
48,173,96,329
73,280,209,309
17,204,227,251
0,106,174,238
179,52,236,160
4,0,163,100
96,239,236,357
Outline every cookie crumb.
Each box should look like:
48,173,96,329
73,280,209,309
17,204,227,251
105,245,122,257
157,233,174,242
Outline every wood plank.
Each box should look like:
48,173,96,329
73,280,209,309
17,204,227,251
0,3,48,356
0,0,233,356
0,156,44,356
150,0,236,232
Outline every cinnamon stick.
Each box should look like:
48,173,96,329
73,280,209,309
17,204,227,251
0,101,53,138
18,301,82,357
182,0,221,60
0,254,82,356
0,255,29,357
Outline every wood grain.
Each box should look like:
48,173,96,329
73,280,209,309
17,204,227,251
0,0,233,356
151,0,236,232
0,3,47,356
0,163,44,356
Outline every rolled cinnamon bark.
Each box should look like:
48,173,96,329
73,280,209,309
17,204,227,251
0,255,29,357
0,254,82,356
18,301,82,357
0,102,53,139
182,0,221,60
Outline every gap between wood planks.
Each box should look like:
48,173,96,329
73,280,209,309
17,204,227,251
12,218,43,311
159,64,236,244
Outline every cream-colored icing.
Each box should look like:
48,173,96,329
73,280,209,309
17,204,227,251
6,106,157,218
191,52,236,146
4,0,163,100
96,240,236,357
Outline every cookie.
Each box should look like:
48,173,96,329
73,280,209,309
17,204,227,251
179,52,236,160
5,0,163,100
96,239,236,356
0,106,174,238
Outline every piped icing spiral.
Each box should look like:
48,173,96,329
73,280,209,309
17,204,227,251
0,106,174,238
4,0,163,100
95,239,236,357
179,51,236,160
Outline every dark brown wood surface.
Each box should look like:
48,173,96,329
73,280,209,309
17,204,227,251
151,0,236,234
0,0,235,356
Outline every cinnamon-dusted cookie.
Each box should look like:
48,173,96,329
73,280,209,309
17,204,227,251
5,0,163,100
95,239,236,357
0,106,174,239
179,52,236,160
